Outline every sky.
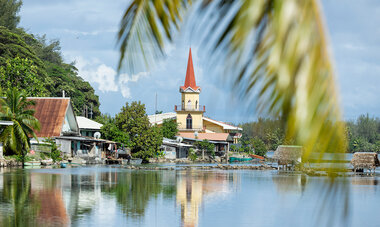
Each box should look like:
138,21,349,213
18,0,380,123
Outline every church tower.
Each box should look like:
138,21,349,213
175,48,205,132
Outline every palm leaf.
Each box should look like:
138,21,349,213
117,0,191,73
118,0,347,163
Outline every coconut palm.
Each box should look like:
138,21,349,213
0,88,40,165
117,0,346,162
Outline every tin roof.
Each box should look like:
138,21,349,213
29,98,70,137
76,116,103,130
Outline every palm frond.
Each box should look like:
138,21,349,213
117,0,191,73
118,0,347,160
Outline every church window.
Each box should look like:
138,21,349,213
187,100,192,110
186,114,192,129
195,100,198,110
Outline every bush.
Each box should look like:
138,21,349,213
251,137,267,157
188,148,197,161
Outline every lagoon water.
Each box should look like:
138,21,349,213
0,165,379,227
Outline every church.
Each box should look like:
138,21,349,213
148,48,242,144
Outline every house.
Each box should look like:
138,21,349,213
148,48,242,146
29,97,80,156
76,116,103,137
160,137,194,159
0,120,14,158
29,97,112,158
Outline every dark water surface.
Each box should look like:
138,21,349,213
0,165,379,227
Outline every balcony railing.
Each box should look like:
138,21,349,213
174,104,205,112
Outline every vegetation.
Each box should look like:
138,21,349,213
0,0,22,30
0,7,100,117
0,88,40,166
44,138,62,163
117,0,347,167
347,114,380,153
250,137,267,157
116,101,163,160
161,119,178,139
96,114,131,145
97,102,163,161
188,148,197,161
0,57,47,96
194,139,215,159
240,115,380,154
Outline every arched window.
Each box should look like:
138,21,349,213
182,100,184,110
187,100,192,110
186,114,192,129
195,100,198,110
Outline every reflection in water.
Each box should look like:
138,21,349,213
0,167,379,226
272,174,308,194
176,170,237,227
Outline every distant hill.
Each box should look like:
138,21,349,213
0,26,100,117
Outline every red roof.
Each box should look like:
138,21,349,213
180,48,200,91
178,132,231,141
29,98,70,137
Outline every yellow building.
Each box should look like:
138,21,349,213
148,49,242,144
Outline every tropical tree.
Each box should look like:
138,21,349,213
117,0,347,163
161,118,178,139
0,88,40,165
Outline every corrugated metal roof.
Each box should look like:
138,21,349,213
76,116,103,130
148,112,176,125
29,98,70,137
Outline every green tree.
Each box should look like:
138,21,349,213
195,139,215,159
161,118,178,139
0,0,22,30
116,101,162,160
0,57,47,96
250,137,267,157
117,0,347,165
0,88,40,166
0,26,101,117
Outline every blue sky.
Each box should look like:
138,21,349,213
19,0,380,123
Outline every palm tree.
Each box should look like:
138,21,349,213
0,88,40,166
116,0,346,162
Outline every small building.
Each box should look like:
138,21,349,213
29,97,80,156
76,116,103,137
160,138,194,159
178,132,233,156
273,145,303,170
0,120,14,158
351,152,380,173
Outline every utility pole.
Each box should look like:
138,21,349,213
155,92,157,125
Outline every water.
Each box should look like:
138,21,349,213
0,165,379,227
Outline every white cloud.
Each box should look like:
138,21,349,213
73,56,149,98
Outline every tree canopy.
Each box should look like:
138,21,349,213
115,101,163,159
0,26,100,117
0,0,22,30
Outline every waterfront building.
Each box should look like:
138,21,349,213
148,48,242,145
28,97,113,158
76,116,103,138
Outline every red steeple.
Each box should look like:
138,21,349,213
180,48,200,92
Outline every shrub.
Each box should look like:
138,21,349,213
188,148,197,161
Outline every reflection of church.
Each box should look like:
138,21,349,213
149,49,242,144
176,171,238,227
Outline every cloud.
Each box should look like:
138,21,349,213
73,56,149,98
